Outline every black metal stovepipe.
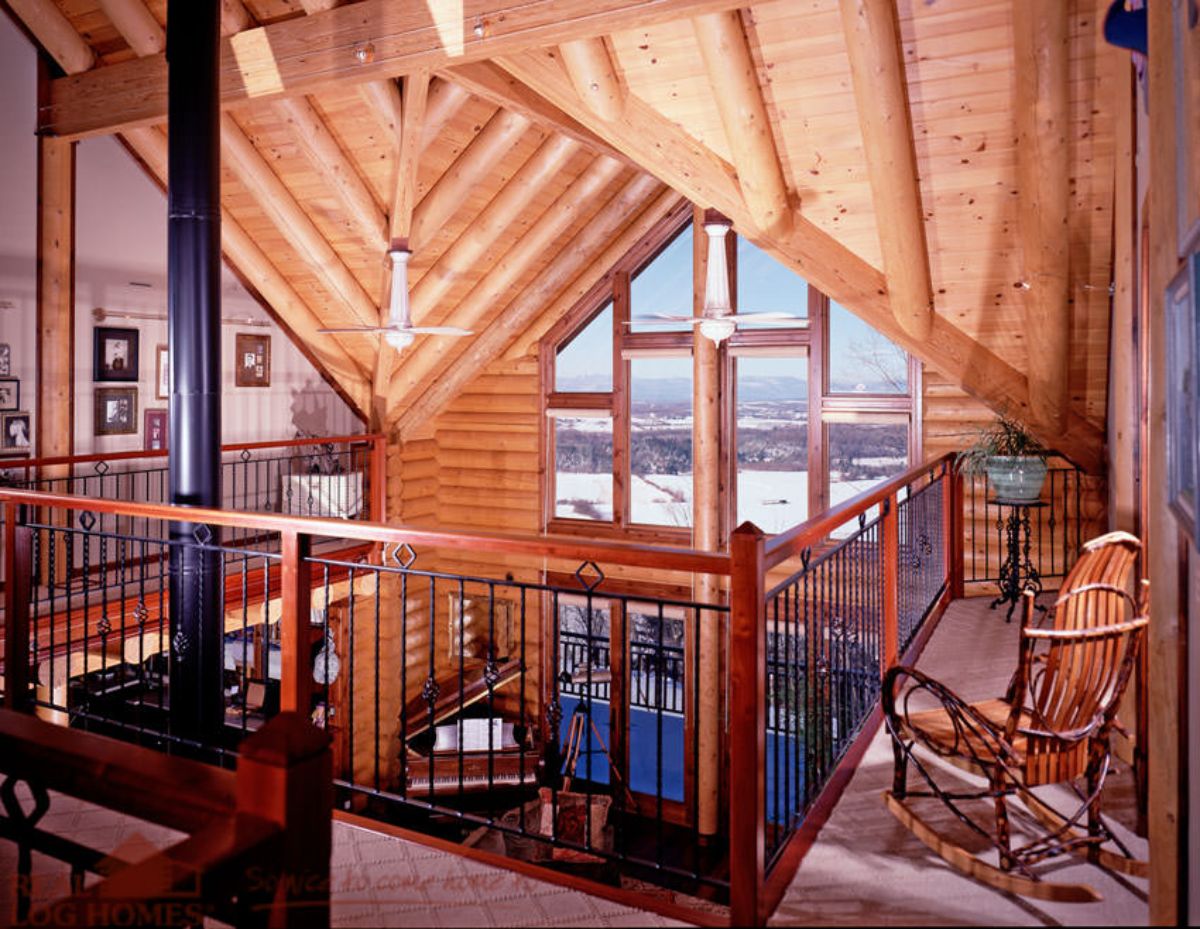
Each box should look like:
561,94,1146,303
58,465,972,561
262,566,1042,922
167,0,223,743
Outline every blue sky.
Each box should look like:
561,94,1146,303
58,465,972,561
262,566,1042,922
557,234,907,387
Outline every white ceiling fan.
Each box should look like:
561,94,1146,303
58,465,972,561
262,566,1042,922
631,218,802,343
317,248,472,350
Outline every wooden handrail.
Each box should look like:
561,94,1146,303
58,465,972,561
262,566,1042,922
3,709,332,928
0,486,732,575
2,433,383,474
764,452,955,569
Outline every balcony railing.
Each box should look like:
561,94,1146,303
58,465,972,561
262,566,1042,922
1,449,1091,924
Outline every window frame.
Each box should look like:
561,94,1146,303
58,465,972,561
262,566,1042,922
541,207,920,542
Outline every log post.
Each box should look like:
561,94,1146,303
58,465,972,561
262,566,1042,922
692,205,723,837
728,520,766,926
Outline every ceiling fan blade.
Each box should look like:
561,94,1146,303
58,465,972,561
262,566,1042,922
729,312,805,322
410,326,474,336
316,326,395,334
621,316,703,326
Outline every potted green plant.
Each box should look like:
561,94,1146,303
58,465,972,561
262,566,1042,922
956,416,1049,503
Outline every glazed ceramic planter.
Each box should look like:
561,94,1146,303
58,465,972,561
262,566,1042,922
985,455,1048,503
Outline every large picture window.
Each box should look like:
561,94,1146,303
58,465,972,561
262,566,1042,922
542,209,918,541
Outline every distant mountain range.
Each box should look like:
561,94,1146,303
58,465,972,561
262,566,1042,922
557,375,899,403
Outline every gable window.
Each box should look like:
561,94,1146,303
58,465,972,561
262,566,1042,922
542,209,918,541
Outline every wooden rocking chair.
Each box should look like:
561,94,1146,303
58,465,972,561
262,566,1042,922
882,531,1149,902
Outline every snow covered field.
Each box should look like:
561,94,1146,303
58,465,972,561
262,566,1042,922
556,470,892,534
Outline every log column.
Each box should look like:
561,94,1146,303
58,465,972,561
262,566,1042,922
692,208,730,837
167,0,225,742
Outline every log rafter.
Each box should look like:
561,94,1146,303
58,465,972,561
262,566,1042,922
692,10,794,238
387,155,627,416
837,0,934,341
39,0,754,140
558,37,626,122
5,0,372,414
394,178,677,434
1013,0,1071,433
495,48,1104,471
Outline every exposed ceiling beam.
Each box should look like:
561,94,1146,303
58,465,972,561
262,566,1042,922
121,126,372,413
412,134,580,316
837,0,934,342
6,0,94,73
441,61,628,165
558,37,626,121
277,94,388,250
387,155,626,415
373,70,430,428
1014,0,1071,433
96,0,163,54
496,48,1105,470
39,0,753,140
219,0,253,37
4,0,372,418
408,107,530,253
692,10,793,238
395,179,677,435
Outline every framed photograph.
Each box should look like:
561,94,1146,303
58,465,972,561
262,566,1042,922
144,408,167,450
1175,0,1200,253
235,333,271,388
0,378,18,412
94,387,138,437
0,343,10,376
93,326,140,382
155,344,169,400
1,411,31,453
1165,253,1199,545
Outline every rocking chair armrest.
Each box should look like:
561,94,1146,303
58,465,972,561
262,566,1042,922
883,664,1017,767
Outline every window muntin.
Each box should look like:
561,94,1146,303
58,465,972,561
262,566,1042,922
827,300,908,394
545,217,917,536
630,356,693,527
555,302,613,392
736,353,809,532
630,226,693,332
554,415,613,521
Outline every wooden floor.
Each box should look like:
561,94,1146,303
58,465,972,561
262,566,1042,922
770,595,1149,927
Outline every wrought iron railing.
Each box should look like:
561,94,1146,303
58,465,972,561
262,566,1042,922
3,451,975,924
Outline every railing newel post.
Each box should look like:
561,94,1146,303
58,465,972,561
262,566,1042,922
948,459,965,600
280,529,313,714
881,493,900,674
729,520,767,927
370,433,387,524
3,500,34,711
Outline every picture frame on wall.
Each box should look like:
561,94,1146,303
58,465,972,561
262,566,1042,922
93,326,140,382
144,408,167,451
235,332,271,388
94,387,138,436
156,344,169,399
1,411,31,453
0,378,18,412
1165,252,1199,546
0,343,10,376
1175,0,1200,253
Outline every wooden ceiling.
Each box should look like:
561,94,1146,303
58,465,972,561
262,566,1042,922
6,0,1119,469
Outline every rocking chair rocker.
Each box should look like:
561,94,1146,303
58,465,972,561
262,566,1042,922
882,531,1149,902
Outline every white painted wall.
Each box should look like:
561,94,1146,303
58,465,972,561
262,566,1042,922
0,14,360,461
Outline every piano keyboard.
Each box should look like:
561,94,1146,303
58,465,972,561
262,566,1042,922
405,768,539,793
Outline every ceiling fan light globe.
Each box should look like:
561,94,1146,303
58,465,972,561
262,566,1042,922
385,329,415,351
699,316,736,344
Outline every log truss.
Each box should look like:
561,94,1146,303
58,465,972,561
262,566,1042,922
9,0,1115,471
